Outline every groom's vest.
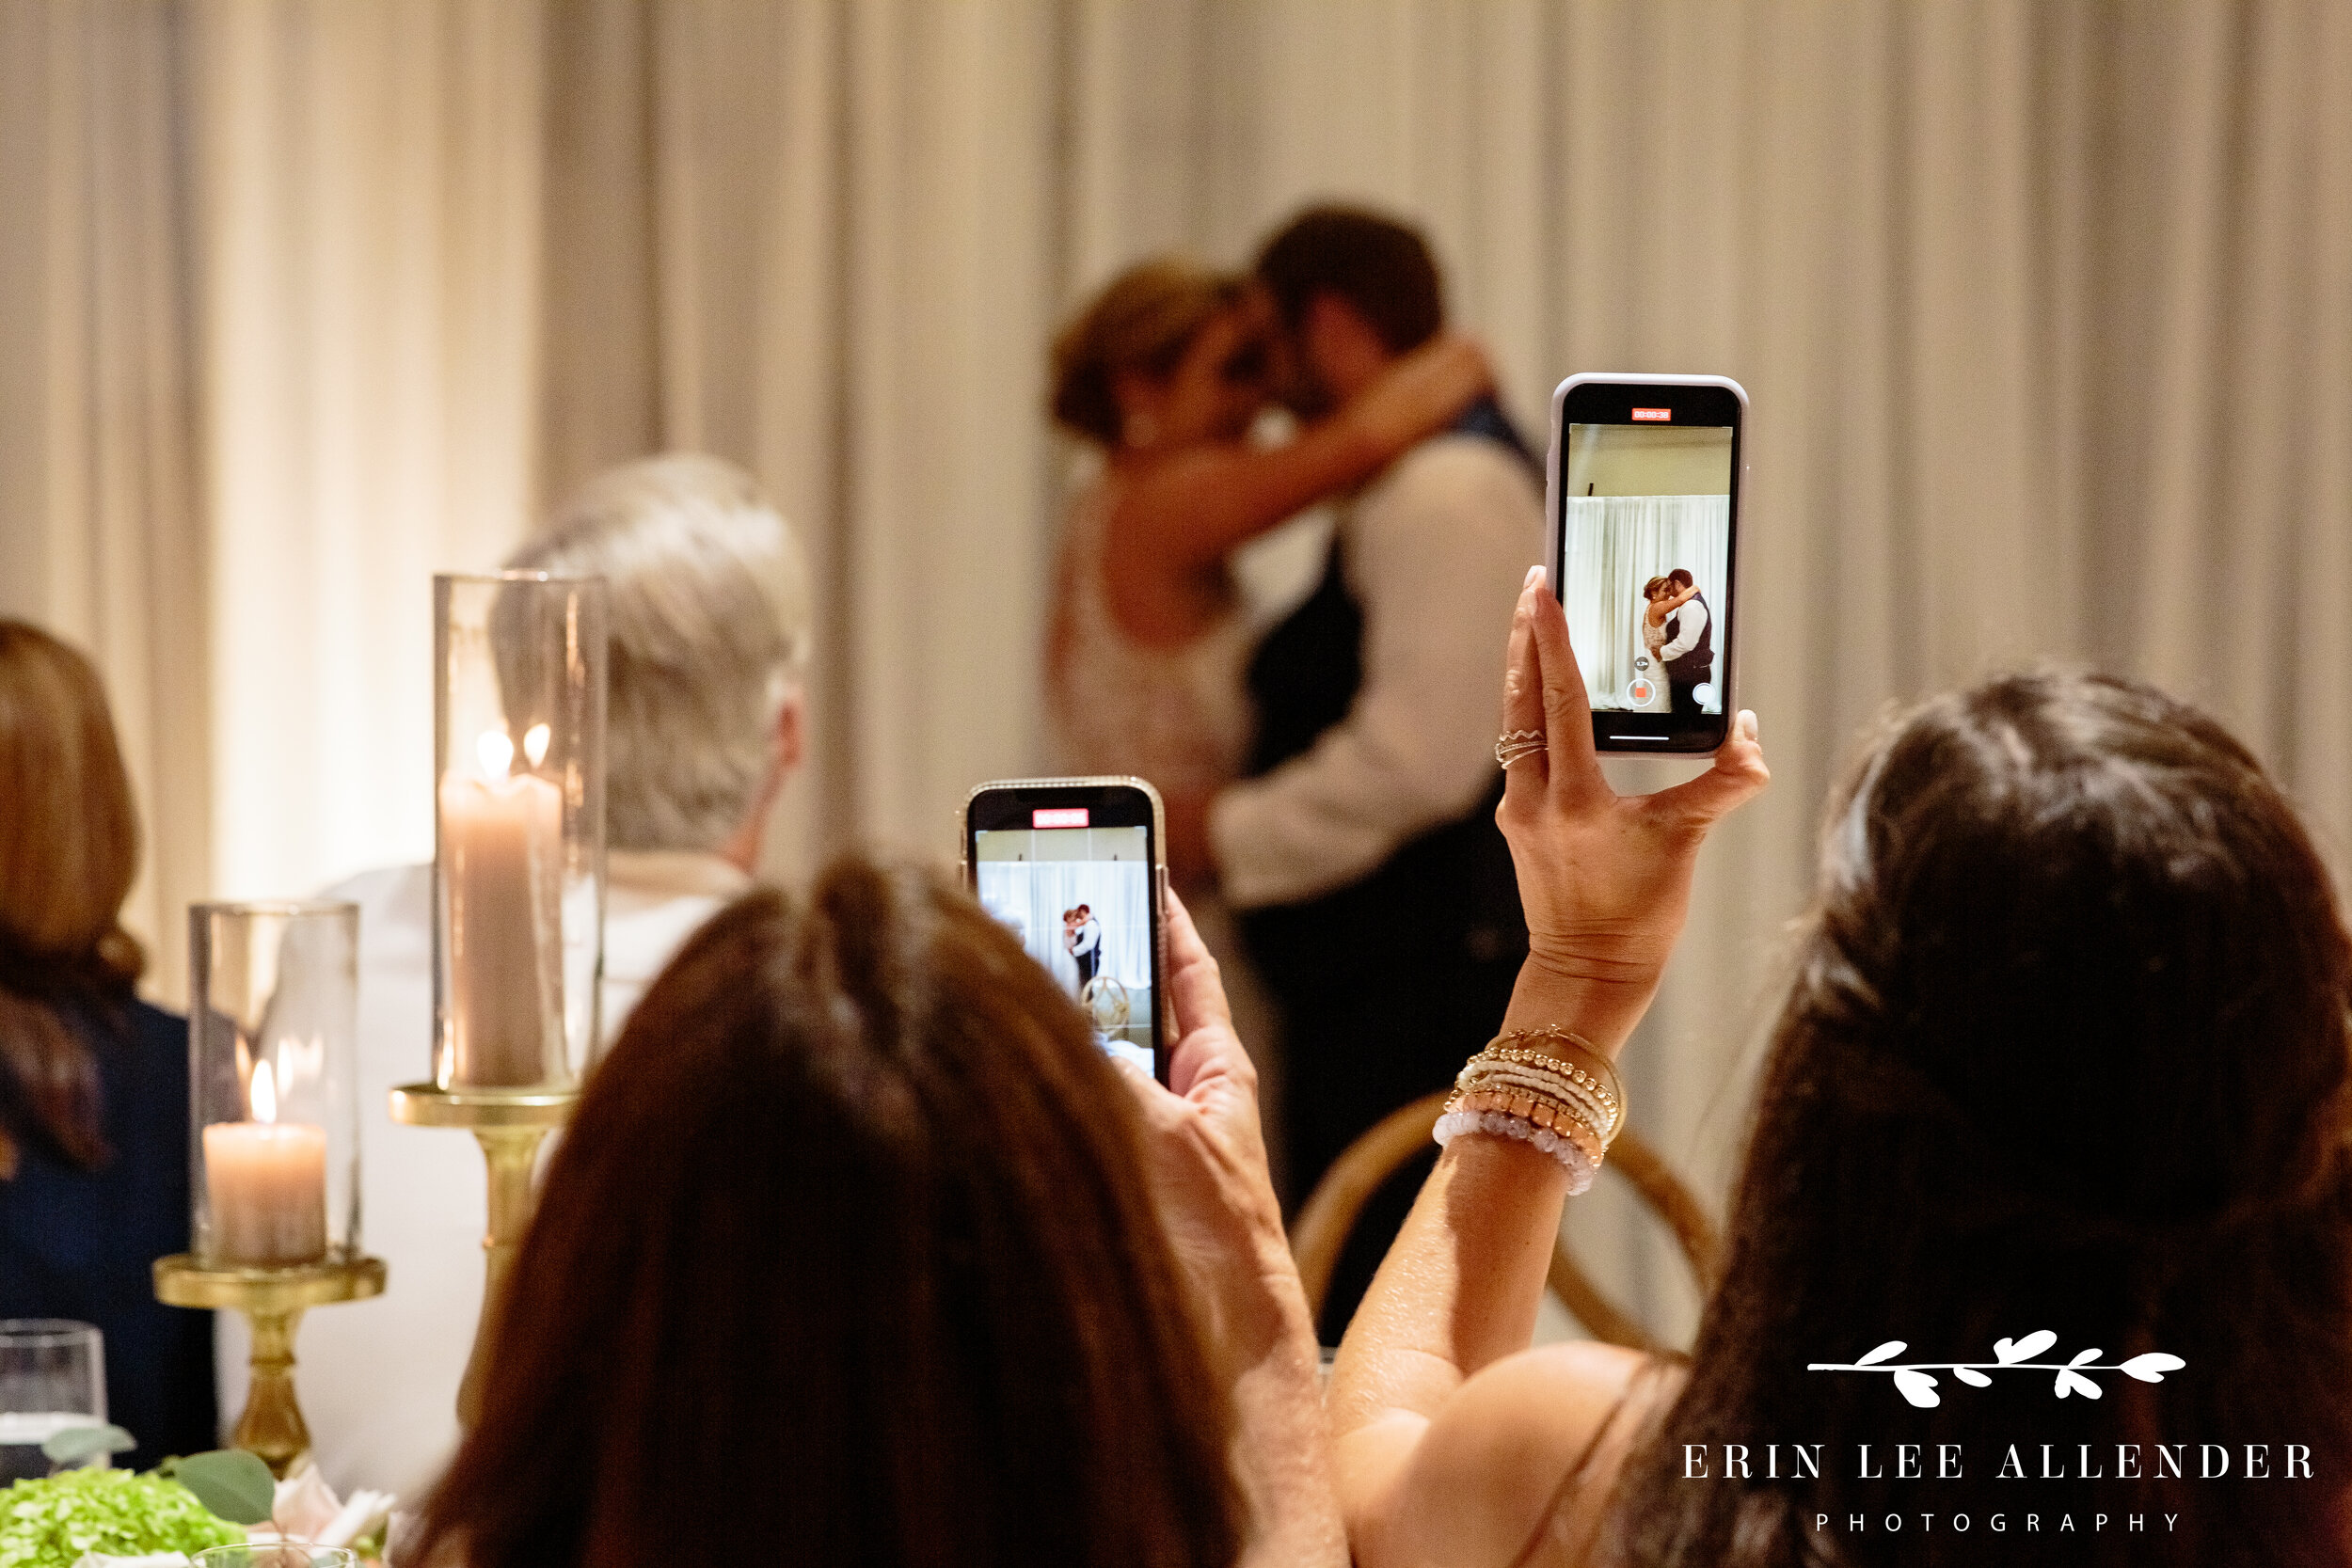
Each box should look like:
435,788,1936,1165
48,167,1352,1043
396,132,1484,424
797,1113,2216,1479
1663,592,1714,683
1236,397,1530,966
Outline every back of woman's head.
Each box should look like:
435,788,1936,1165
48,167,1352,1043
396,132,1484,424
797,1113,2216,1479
1051,258,1240,445
0,621,145,1175
418,858,1238,1568
1627,671,2352,1568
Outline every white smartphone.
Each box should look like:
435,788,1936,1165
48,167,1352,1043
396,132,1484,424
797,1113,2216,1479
961,775,1170,1083
1543,373,1748,753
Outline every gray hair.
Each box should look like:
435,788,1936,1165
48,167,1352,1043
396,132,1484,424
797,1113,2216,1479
506,454,812,853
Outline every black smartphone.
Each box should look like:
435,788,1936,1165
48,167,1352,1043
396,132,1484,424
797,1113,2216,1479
1543,373,1747,753
961,776,1169,1083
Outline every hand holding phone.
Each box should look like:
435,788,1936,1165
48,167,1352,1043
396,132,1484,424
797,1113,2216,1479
1543,373,1748,753
962,776,1170,1082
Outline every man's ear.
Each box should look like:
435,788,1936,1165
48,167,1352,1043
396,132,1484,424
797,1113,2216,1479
774,684,806,774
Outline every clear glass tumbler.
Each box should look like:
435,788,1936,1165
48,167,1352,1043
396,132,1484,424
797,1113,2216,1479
194,1546,358,1568
0,1320,105,1483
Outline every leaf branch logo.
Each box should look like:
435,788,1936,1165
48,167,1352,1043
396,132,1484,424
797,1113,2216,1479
1807,1332,2185,1409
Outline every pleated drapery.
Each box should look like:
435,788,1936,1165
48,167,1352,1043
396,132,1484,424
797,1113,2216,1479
5,0,2350,1341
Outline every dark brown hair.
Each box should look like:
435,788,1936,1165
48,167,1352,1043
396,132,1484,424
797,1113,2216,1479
1617,672,2352,1567
1050,258,1242,445
415,859,1240,1568
1253,205,1443,353
0,621,146,1178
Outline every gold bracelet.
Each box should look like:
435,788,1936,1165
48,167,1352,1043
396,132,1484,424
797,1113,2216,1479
1485,1028,1624,1133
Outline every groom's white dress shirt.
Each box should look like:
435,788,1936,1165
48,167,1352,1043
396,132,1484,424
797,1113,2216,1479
1659,596,1708,664
215,848,753,1501
1207,434,1543,909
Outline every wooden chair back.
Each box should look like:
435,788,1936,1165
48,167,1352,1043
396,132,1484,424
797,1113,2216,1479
1289,1090,1720,1353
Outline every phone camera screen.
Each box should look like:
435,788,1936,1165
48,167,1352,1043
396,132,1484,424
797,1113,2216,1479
973,817,1156,1075
1560,416,1734,720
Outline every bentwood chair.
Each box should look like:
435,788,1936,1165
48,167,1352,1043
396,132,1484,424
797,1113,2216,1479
1289,1090,1720,1352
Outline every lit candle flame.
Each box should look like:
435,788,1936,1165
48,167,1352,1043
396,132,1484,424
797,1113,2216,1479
477,728,515,780
251,1059,278,1124
522,722,550,767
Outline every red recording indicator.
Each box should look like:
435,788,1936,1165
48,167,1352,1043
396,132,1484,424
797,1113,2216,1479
1033,807,1089,828
1631,407,1672,422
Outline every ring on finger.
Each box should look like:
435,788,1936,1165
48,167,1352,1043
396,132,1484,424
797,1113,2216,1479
1495,729,1548,768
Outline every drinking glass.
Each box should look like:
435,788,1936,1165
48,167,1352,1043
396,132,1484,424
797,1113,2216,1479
194,1545,359,1568
0,1320,105,1483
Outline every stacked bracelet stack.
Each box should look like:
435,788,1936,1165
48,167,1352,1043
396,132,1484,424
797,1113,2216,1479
1433,1027,1625,1196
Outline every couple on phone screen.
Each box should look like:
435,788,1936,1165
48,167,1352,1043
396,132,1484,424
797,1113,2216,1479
1630,569,1712,715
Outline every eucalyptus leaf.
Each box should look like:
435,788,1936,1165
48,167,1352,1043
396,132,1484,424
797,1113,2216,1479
173,1449,278,1525
41,1423,138,1465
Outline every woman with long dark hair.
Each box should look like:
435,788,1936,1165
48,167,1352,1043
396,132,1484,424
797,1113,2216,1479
412,859,1338,1568
0,621,215,1467
1330,572,2350,1567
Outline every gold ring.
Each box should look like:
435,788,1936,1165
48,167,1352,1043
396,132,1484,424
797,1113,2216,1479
1495,729,1547,768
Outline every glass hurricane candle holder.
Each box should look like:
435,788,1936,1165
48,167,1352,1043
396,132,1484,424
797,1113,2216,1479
432,572,610,1090
166,901,384,1477
191,903,362,1268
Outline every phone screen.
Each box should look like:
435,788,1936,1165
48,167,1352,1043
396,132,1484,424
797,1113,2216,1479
966,783,1162,1078
1551,379,1742,751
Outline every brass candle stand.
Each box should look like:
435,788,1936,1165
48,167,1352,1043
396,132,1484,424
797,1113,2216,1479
388,1084,575,1425
152,1254,386,1477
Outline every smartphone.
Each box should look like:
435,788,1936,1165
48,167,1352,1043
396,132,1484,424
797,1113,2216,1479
1543,373,1747,752
962,776,1169,1083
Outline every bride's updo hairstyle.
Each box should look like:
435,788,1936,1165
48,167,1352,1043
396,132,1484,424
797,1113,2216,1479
415,859,1237,1568
1620,672,2352,1568
1050,258,1242,446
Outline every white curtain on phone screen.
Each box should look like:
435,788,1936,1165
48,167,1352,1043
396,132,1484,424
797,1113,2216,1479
6,0,2349,1365
1557,495,1730,707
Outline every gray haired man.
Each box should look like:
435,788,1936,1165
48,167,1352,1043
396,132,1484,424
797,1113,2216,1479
223,454,812,1499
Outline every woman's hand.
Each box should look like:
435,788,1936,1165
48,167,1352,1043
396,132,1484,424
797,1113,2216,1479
1344,333,1492,456
1120,892,1344,1568
1120,891,1292,1317
1496,565,1768,1053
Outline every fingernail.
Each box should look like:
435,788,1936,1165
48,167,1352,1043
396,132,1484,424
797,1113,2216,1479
1522,563,1542,591
1740,710,1759,742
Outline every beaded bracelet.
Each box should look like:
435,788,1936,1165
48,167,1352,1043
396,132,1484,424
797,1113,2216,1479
1433,1027,1627,1193
1434,1108,1601,1195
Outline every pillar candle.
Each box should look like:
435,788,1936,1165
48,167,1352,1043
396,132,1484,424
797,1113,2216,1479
439,729,565,1086
203,1065,328,1266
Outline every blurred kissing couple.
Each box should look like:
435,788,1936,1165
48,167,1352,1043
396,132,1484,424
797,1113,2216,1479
1043,205,1543,1336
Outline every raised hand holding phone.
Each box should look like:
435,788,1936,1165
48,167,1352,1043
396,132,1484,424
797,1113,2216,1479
1493,564,1770,1056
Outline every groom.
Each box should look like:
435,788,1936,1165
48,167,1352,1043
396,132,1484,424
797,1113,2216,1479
1189,206,1541,1338
1658,566,1713,713
1070,904,1102,988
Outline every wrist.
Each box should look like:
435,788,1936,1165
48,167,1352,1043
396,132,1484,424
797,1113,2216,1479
1500,952,1664,1059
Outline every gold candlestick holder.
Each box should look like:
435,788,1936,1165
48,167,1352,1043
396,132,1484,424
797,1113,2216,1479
388,1084,575,1425
153,1254,386,1478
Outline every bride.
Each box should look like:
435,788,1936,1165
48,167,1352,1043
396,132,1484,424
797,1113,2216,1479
1044,257,1489,812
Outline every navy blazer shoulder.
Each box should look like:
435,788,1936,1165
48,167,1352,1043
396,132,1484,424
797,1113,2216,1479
1,994,217,1466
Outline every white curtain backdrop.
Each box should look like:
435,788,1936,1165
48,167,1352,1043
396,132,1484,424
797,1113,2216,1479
6,0,2351,1345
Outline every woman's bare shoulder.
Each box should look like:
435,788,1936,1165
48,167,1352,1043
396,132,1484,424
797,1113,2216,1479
1368,1342,1675,1568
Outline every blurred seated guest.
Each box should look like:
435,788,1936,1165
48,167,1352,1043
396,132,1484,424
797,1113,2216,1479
240,453,811,1498
412,862,1340,1568
1185,207,1541,1337
1332,576,2351,1568
1045,256,1488,806
0,621,215,1467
